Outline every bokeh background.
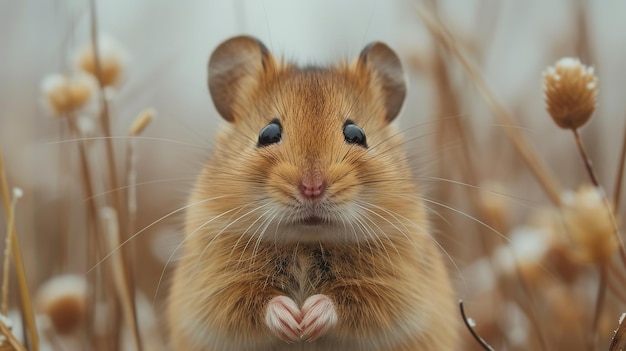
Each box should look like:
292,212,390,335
2,1,626,350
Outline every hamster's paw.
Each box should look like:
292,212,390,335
265,295,303,343
300,294,338,341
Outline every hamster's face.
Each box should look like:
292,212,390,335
198,36,419,243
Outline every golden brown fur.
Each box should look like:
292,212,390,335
167,36,457,351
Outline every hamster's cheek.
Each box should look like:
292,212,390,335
265,162,300,203
325,163,361,204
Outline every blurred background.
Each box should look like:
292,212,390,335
2,0,626,350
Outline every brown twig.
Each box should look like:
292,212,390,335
573,129,600,186
459,300,495,351
613,117,626,212
610,313,626,351
0,149,38,351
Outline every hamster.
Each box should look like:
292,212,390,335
167,35,458,351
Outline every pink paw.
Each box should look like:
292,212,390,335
300,294,338,341
265,296,302,343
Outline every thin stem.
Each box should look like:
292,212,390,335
0,149,38,351
66,115,100,350
0,317,27,351
612,118,626,212
590,264,607,351
572,128,626,270
573,129,600,186
102,208,142,351
2,190,19,314
459,300,495,351
609,313,626,351
89,2,130,349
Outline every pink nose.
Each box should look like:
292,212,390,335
300,171,326,199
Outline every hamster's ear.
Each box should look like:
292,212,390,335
357,42,406,122
208,36,272,122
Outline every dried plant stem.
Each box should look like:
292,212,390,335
89,3,134,348
613,118,626,211
89,0,124,219
65,115,100,349
57,122,70,271
610,313,626,351
572,129,600,186
459,300,495,351
102,208,142,351
572,128,626,270
0,149,38,351
0,318,26,351
1,190,20,315
590,264,607,351
414,1,562,206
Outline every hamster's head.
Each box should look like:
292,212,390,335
197,35,423,243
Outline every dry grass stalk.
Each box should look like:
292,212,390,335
610,313,626,351
613,118,626,211
459,300,495,351
414,1,563,207
88,0,124,215
119,109,154,351
101,207,142,351
87,2,134,347
127,108,155,238
0,317,25,351
65,114,101,349
0,149,38,351
115,108,155,350
2,188,22,315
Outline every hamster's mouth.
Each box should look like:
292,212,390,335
299,216,326,226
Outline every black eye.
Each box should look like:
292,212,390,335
343,120,367,148
257,119,282,147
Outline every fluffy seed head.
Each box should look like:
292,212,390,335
543,57,598,129
41,73,96,117
493,227,551,285
561,186,618,263
36,275,87,334
76,35,129,87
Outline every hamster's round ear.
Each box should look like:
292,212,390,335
208,36,272,122
357,42,406,122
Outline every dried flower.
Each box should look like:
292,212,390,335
543,57,598,129
36,275,86,334
76,35,130,88
41,73,96,117
561,186,618,263
493,227,551,285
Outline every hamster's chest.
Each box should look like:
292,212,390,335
266,246,345,304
